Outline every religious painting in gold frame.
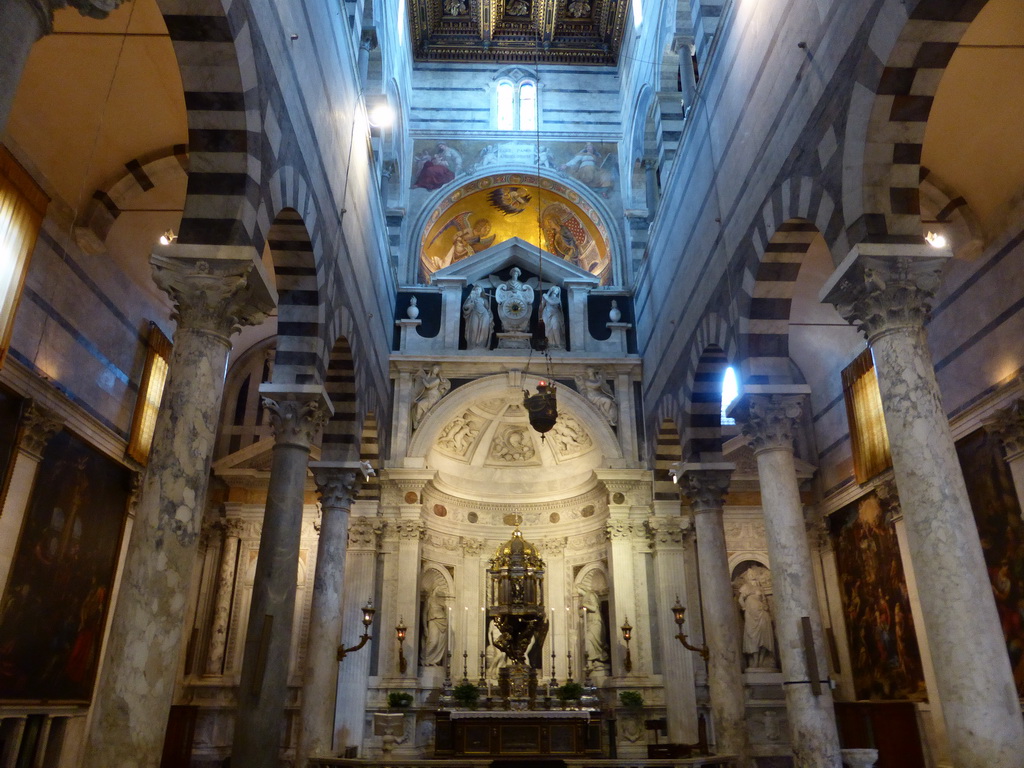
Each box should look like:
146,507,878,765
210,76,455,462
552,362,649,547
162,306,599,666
420,174,613,284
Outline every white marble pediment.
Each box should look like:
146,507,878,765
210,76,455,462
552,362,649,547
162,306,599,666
431,236,600,286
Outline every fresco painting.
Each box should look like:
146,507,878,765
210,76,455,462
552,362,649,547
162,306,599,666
830,489,926,700
956,427,1024,696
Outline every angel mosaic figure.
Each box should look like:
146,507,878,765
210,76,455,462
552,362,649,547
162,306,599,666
575,367,617,425
411,365,451,429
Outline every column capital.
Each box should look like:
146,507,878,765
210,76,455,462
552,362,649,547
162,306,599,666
819,243,951,342
388,519,425,541
983,398,1024,462
605,519,635,540
151,246,277,342
259,384,333,450
348,516,385,550
17,400,64,460
679,462,735,513
310,462,365,511
731,388,808,455
360,28,379,51
644,517,692,549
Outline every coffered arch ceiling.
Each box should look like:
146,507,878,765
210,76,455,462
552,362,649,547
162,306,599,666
409,0,630,64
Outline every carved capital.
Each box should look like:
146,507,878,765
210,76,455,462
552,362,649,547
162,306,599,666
540,536,568,555
313,468,362,511
740,394,805,454
605,520,634,540
262,391,331,450
393,520,426,541
984,398,1024,462
645,518,691,548
151,249,275,342
18,401,64,460
224,517,246,539
360,28,379,51
820,246,949,342
349,517,385,549
679,467,733,513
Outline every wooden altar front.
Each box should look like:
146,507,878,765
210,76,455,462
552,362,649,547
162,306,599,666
434,710,602,758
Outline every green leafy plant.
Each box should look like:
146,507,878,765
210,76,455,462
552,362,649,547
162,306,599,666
453,682,481,709
619,690,644,709
556,681,584,702
388,691,414,709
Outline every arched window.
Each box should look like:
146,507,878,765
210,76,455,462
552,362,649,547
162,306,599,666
494,74,539,131
519,81,537,130
496,81,515,131
721,366,738,425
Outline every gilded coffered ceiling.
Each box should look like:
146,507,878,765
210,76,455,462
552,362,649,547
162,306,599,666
409,0,630,65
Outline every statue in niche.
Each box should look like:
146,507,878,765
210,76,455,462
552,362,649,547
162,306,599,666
733,565,777,669
492,267,536,334
411,365,451,429
578,585,610,671
540,285,566,350
462,285,494,350
575,367,617,425
420,581,449,666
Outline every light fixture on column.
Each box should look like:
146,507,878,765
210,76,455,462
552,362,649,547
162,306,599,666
158,229,177,245
671,597,708,661
337,599,376,661
395,617,408,674
620,616,634,673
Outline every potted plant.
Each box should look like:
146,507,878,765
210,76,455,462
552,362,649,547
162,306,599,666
387,691,414,709
555,681,584,707
619,690,644,709
453,681,480,709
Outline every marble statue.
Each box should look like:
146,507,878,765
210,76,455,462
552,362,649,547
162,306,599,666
734,566,776,669
486,620,508,679
462,285,493,350
575,367,617,425
420,583,449,666
578,585,610,670
411,365,451,428
540,285,566,349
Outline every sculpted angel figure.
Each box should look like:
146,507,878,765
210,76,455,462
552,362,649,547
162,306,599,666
411,365,450,428
540,285,566,349
575,367,617,425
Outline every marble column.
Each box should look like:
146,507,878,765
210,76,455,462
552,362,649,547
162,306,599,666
295,464,363,768
83,247,275,768
357,29,378,84
984,398,1024,510
646,517,699,745
821,244,1024,767
0,401,63,595
680,464,751,768
232,385,331,768
733,390,842,768
205,517,245,676
334,515,384,752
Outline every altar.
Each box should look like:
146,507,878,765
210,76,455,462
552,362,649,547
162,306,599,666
434,710,602,758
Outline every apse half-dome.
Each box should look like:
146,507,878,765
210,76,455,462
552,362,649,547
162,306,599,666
420,173,613,284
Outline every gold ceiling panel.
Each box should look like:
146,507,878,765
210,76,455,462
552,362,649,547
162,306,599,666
410,0,628,65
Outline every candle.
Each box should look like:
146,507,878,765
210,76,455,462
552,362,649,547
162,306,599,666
464,606,469,659
448,605,453,655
